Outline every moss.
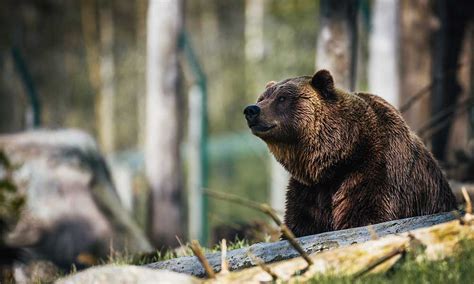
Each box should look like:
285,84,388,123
0,150,25,239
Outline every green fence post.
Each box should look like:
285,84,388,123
180,31,209,245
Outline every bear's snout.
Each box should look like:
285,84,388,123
243,105,260,124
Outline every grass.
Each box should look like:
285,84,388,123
102,236,474,284
112,237,474,284
308,239,474,284
103,236,251,266
53,234,474,284
53,237,474,283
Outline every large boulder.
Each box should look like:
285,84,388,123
0,129,152,269
56,265,199,284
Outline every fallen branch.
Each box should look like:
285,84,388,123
145,211,457,276
204,190,284,220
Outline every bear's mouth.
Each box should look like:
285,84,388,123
249,124,275,133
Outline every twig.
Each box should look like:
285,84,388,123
399,83,433,114
367,225,379,240
206,189,313,267
399,60,467,114
353,245,406,279
247,250,279,281
417,98,473,135
175,235,189,256
462,187,472,214
189,240,215,279
220,239,229,274
205,189,285,217
421,112,459,141
280,225,313,266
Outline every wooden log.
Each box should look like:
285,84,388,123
226,214,474,283
145,212,457,277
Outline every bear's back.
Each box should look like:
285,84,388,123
285,91,457,237
354,92,457,216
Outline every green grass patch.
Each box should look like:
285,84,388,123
104,237,251,266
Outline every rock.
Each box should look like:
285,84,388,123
0,129,152,270
56,265,199,284
13,260,60,284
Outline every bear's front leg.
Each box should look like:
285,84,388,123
331,189,397,230
284,178,335,237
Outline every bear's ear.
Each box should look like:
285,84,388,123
310,69,335,98
265,81,277,89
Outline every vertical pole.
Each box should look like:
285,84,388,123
98,0,116,154
182,32,209,245
188,86,201,242
200,79,209,245
188,85,208,244
11,47,41,128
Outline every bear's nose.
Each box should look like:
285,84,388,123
243,105,260,121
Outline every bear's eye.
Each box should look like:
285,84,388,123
278,96,286,102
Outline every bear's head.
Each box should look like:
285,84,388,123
243,69,336,144
243,70,366,184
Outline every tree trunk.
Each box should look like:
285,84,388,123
135,0,147,149
470,26,474,140
398,0,434,131
80,0,116,154
315,0,358,90
98,0,116,154
430,0,471,161
0,55,25,133
244,0,265,62
145,0,184,248
368,0,399,107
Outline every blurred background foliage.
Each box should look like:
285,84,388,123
0,0,326,245
0,0,473,249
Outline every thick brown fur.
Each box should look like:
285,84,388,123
244,70,457,237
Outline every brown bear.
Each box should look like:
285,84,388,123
243,69,457,237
